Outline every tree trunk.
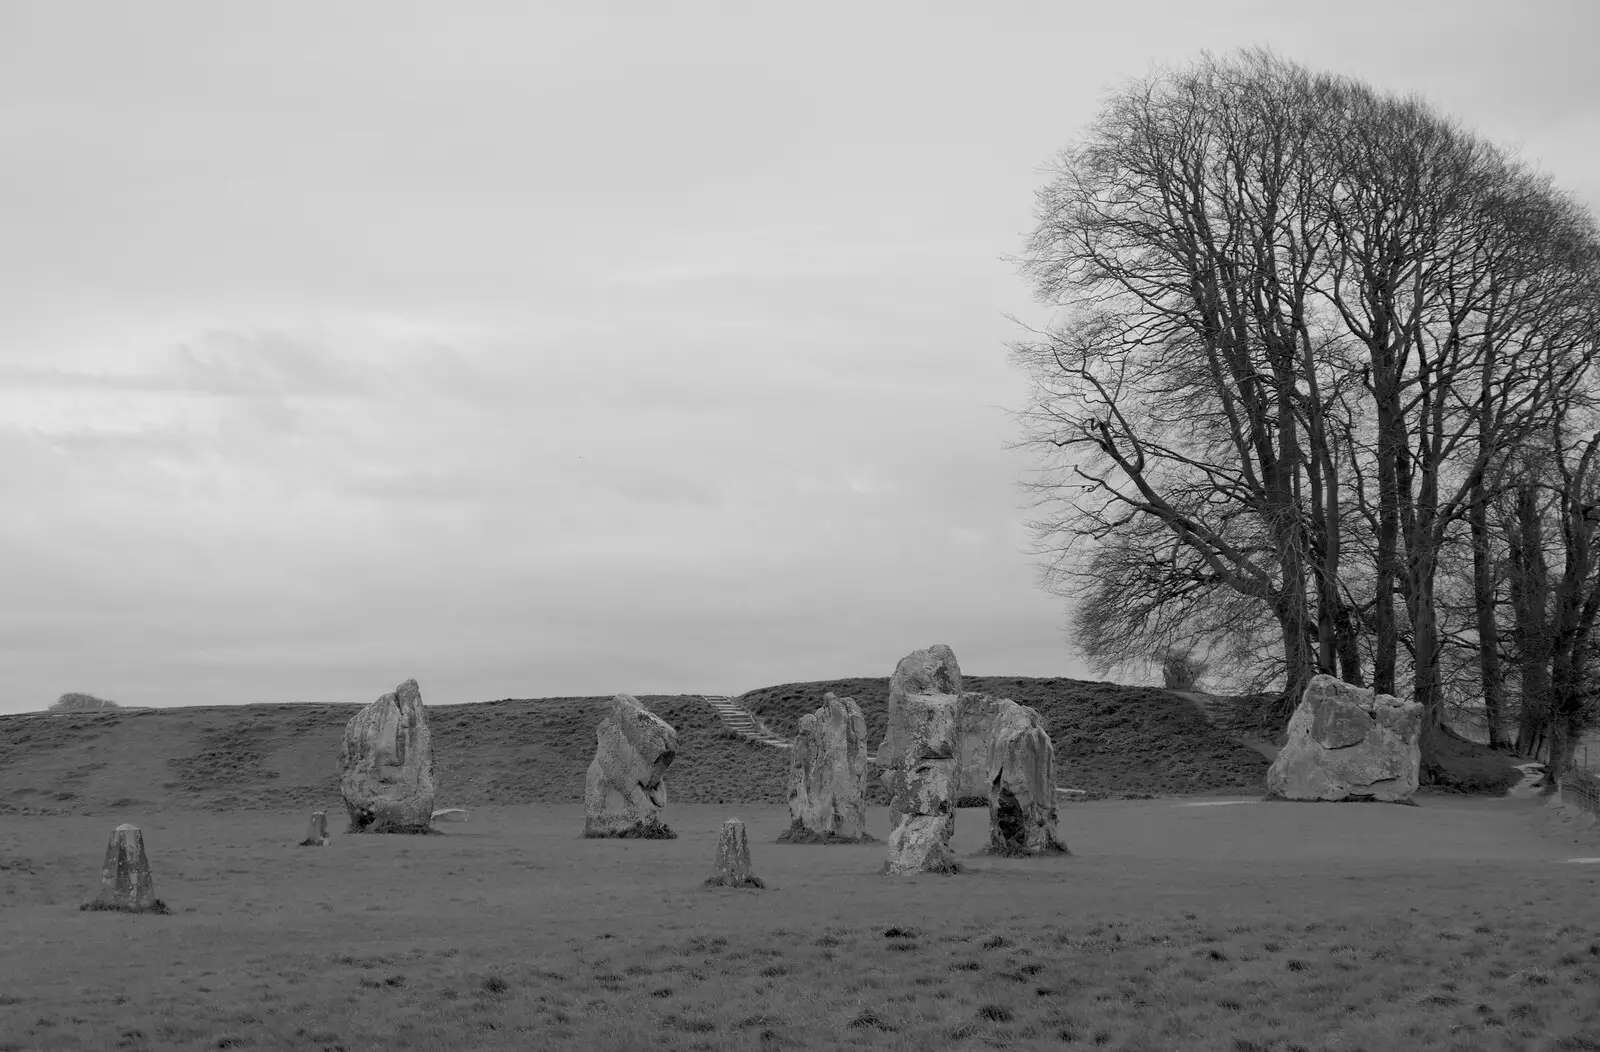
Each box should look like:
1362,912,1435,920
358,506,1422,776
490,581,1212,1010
1334,599,1364,686
1373,395,1403,697
1273,599,1315,726
1468,490,1508,748
1411,573,1449,783
1508,483,1552,761
1542,722,1573,787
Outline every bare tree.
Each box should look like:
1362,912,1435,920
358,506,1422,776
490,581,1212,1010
1015,51,1344,710
1060,518,1281,695
49,692,119,712
1318,108,1599,771
1502,344,1600,783
1013,48,1600,783
1161,647,1208,692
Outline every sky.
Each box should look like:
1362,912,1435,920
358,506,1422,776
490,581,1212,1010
1,1,1596,712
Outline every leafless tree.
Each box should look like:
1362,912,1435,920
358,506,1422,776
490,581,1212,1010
49,692,119,713
1013,48,1600,782
1014,51,1347,710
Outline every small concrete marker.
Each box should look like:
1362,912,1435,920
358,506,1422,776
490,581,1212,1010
300,811,330,846
431,808,469,823
83,823,167,913
705,817,765,889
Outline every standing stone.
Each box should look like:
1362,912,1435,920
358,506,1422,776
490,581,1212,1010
955,691,1003,804
705,817,765,888
986,699,1068,856
779,692,873,843
584,693,678,838
339,678,436,833
882,692,963,875
1266,675,1423,803
85,823,162,913
879,645,962,825
299,810,329,846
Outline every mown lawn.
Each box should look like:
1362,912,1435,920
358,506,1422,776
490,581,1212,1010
1,799,1597,1051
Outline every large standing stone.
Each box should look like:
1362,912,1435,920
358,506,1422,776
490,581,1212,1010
584,693,678,838
84,823,163,913
986,699,1068,855
883,692,963,875
955,691,1003,804
879,645,962,824
300,810,329,846
1266,675,1423,803
705,817,765,888
339,678,436,833
779,692,873,843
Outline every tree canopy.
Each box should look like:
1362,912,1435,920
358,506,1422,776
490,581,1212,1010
1013,49,1600,784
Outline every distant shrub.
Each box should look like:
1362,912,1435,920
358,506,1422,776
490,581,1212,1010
1161,650,1207,692
50,693,120,713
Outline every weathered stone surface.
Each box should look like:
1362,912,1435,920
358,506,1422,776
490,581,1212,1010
1266,675,1423,802
340,679,436,833
705,817,765,888
955,691,1002,803
584,693,678,838
431,808,469,823
300,810,329,846
884,814,962,875
986,699,1068,856
879,645,962,806
779,692,873,843
883,691,963,875
85,823,162,912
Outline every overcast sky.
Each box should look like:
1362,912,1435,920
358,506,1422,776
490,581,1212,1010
1,1,1596,712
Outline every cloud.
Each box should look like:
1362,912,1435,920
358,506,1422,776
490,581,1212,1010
8,0,1588,711
580,459,724,509
167,330,374,397
0,329,370,397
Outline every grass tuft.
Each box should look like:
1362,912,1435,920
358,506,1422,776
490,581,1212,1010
80,898,171,914
776,825,877,844
845,1008,894,1031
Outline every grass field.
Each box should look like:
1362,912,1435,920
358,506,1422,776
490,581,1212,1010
3,796,1599,1051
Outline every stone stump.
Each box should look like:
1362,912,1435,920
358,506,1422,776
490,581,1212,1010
1266,675,1423,803
882,692,963,875
584,693,679,838
300,810,329,846
986,699,1068,856
84,823,165,913
340,678,436,833
705,817,765,888
779,692,873,843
